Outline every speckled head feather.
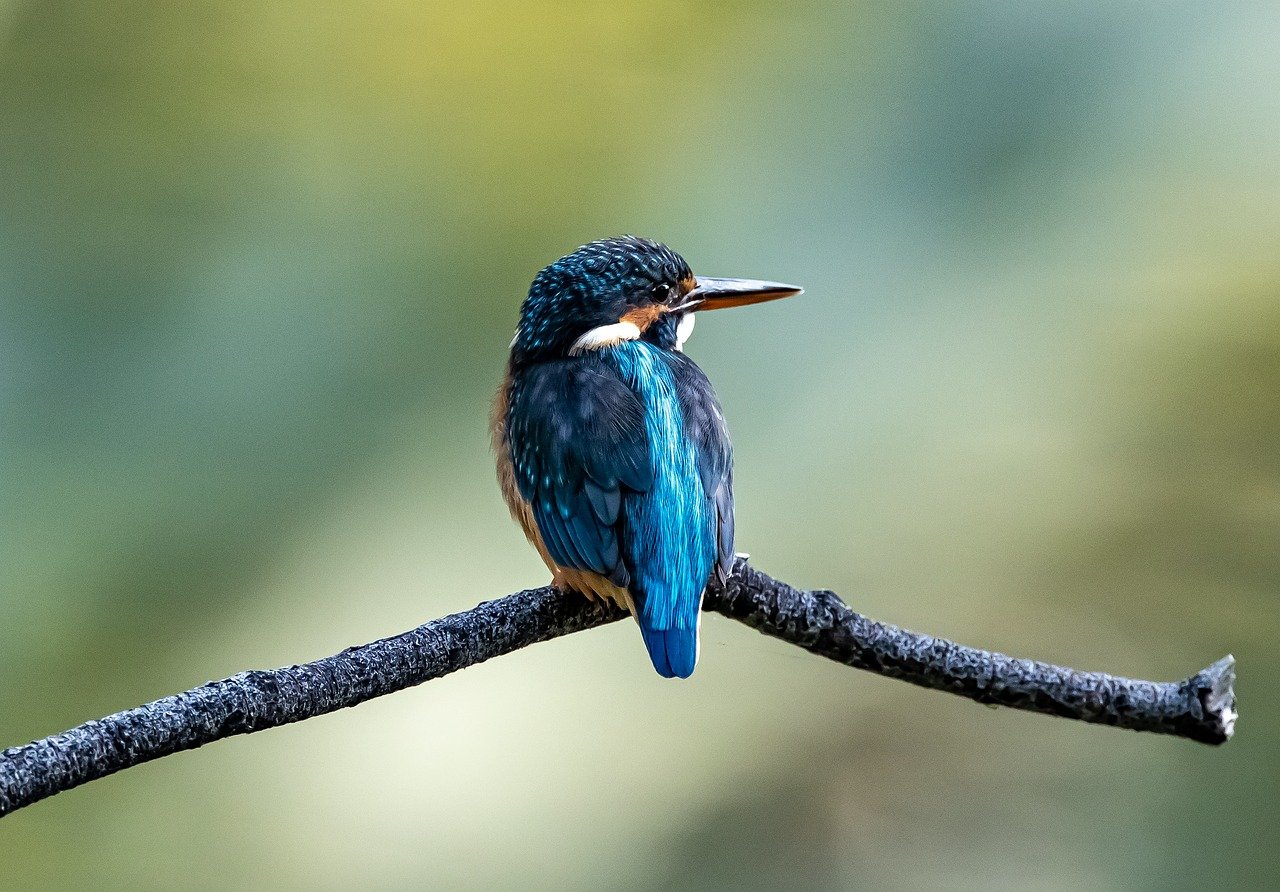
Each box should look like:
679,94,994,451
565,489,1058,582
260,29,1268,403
511,236,693,365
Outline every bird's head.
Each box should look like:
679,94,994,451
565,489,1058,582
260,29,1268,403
509,236,801,365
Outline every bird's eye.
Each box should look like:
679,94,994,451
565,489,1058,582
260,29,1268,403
651,283,673,303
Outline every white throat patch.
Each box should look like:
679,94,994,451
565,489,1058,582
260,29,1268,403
674,312,696,351
569,321,641,355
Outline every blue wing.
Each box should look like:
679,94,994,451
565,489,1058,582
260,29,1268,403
505,355,652,587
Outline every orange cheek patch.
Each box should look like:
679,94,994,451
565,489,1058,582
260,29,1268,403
621,304,666,331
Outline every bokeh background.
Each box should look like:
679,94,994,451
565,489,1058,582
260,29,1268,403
2,1,1277,887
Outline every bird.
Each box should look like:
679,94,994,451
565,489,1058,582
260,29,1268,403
494,236,801,678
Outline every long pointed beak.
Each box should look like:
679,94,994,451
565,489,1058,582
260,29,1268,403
681,276,803,311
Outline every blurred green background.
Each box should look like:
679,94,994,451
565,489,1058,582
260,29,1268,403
2,1,1277,887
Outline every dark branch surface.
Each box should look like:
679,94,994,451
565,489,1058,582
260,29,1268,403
710,563,1235,744
0,559,1235,817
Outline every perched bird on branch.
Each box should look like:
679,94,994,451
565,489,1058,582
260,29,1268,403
494,236,801,677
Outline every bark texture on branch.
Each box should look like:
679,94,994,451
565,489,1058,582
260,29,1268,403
711,563,1235,744
0,559,1235,817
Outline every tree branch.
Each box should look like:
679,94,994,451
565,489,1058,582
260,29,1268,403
0,558,1236,817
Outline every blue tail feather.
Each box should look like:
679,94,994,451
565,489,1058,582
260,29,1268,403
639,621,699,679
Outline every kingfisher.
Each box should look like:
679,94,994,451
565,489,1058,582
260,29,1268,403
494,236,801,678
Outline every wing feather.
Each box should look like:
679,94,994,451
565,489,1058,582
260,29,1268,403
506,356,651,587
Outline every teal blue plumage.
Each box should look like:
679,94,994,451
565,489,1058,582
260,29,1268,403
611,341,723,678
499,236,797,678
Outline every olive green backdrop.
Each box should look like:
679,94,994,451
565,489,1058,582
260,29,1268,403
2,2,1277,887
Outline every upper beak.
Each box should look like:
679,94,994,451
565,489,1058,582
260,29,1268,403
680,276,803,311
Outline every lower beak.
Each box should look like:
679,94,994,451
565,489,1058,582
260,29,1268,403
682,276,803,311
